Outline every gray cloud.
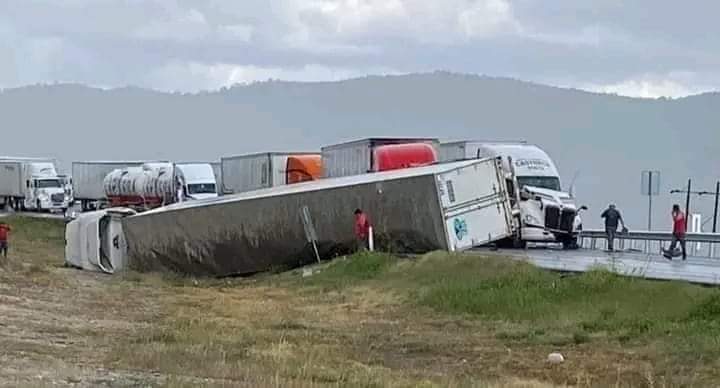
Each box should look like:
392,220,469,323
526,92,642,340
1,0,718,96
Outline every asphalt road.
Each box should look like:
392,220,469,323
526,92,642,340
471,246,720,286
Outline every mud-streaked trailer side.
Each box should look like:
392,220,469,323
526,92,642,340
123,158,513,277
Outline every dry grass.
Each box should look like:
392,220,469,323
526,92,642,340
2,218,720,387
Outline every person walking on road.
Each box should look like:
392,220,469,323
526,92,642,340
601,204,625,252
0,222,11,259
354,209,371,252
664,204,687,261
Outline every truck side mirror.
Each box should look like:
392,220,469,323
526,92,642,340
580,205,588,211
519,191,530,201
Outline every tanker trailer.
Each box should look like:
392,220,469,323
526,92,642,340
103,163,177,211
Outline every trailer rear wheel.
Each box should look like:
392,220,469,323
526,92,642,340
561,236,579,250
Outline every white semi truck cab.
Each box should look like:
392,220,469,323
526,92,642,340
24,162,72,212
440,141,586,249
175,163,219,200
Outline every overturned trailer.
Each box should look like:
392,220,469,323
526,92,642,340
122,158,514,277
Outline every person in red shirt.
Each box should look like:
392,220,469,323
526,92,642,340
354,209,371,251
0,222,11,259
665,204,687,261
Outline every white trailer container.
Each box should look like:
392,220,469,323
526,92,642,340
221,152,319,194
72,161,152,211
211,162,222,195
0,161,24,209
123,157,513,277
321,137,439,178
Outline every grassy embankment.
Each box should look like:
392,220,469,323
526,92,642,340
119,253,720,386
3,216,720,387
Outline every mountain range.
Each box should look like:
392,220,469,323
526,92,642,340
1,72,718,230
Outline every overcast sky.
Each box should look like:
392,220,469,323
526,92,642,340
1,0,718,98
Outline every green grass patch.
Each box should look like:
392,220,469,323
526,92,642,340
301,251,397,290
1,216,65,246
297,251,720,359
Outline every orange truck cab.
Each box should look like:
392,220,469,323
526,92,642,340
372,143,438,172
286,155,323,184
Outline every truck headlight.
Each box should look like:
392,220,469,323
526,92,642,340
524,214,541,225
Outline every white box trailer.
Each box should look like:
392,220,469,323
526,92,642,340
321,137,439,178
122,157,513,277
0,161,24,208
210,162,222,195
221,152,319,194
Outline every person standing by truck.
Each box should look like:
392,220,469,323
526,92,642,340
354,209,372,252
0,222,11,259
664,204,687,261
601,204,625,252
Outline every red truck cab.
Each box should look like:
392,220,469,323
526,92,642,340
286,155,323,184
372,143,438,172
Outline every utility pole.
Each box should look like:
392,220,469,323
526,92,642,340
714,181,719,233
685,179,692,230
670,180,720,232
642,171,660,230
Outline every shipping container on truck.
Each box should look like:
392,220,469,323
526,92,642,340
321,137,439,178
0,161,24,209
210,162,222,195
122,157,513,277
221,152,321,194
72,161,158,211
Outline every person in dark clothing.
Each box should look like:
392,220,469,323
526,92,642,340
665,204,687,261
601,204,625,251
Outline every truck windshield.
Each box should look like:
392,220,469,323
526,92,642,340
187,183,217,194
36,179,62,188
517,176,561,191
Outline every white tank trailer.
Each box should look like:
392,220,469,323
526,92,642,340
72,161,167,211
103,163,177,210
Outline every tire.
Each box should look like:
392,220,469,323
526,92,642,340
513,235,527,249
562,236,579,250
